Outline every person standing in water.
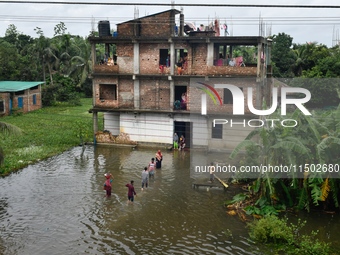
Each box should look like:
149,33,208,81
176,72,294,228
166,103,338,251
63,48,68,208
179,135,186,150
126,180,137,204
148,158,156,179
173,133,179,150
141,167,149,191
103,173,113,197
155,150,163,169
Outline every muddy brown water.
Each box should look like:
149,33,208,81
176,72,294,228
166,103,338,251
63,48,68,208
0,146,339,255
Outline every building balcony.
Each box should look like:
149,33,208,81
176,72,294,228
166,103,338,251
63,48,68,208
92,65,258,77
93,64,119,74
191,65,257,76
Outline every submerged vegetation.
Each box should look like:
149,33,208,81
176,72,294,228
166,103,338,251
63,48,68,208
248,215,333,255
0,98,98,176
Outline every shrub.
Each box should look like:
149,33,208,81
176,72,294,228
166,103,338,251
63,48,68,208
248,215,294,244
248,215,331,255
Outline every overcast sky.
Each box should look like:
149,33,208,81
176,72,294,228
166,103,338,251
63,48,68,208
1,0,340,47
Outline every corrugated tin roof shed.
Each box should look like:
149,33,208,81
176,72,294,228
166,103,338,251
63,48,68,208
0,81,44,92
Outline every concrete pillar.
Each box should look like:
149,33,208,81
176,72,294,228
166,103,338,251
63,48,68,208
133,42,139,74
134,80,140,109
91,43,96,64
180,13,184,36
169,80,174,110
91,43,96,108
93,111,98,144
156,80,160,109
207,43,214,66
133,42,140,109
256,42,262,80
170,43,175,76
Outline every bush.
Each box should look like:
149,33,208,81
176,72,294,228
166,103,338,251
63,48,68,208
295,231,331,255
248,215,331,255
248,215,294,244
42,74,81,106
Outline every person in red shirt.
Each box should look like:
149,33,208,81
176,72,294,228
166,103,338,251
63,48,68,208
103,173,113,196
155,150,163,168
126,180,137,204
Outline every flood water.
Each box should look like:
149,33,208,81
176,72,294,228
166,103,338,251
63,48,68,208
0,145,339,255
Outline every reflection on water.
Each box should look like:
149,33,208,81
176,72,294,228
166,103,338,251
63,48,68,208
0,145,338,254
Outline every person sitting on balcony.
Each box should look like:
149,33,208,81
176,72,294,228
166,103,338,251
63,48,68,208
174,100,181,110
229,58,236,67
159,64,165,74
176,57,184,75
180,92,187,110
107,57,114,66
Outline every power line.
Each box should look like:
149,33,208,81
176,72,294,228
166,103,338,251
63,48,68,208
3,14,340,22
2,14,340,27
0,1,340,8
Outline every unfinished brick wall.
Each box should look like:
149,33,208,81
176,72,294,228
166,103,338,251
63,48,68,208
139,43,165,75
27,86,41,112
118,78,134,108
139,42,192,75
140,79,170,110
117,22,134,38
13,92,40,114
139,12,173,37
191,44,208,75
117,12,173,38
0,93,9,116
0,89,42,116
94,77,119,108
116,44,134,74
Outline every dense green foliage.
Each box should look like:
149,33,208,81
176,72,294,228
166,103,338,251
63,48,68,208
231,105,340,213
271,33,297,78
0,23,93,102
270,33,340,108
248,215,332,255
288,78,340,108
0,98,101,176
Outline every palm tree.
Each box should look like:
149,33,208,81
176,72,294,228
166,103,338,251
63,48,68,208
67,36,92,88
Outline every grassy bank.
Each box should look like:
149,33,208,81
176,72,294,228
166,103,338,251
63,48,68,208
0,98,101,177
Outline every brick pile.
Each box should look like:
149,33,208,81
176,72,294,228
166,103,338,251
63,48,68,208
96,131,137,145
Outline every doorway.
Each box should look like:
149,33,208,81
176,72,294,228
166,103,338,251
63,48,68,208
174,121,191,148
174,86,187,110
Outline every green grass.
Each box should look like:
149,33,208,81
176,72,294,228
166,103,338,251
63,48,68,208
0,98,102,176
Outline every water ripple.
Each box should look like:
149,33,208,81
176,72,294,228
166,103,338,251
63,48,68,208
0,145,320,255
